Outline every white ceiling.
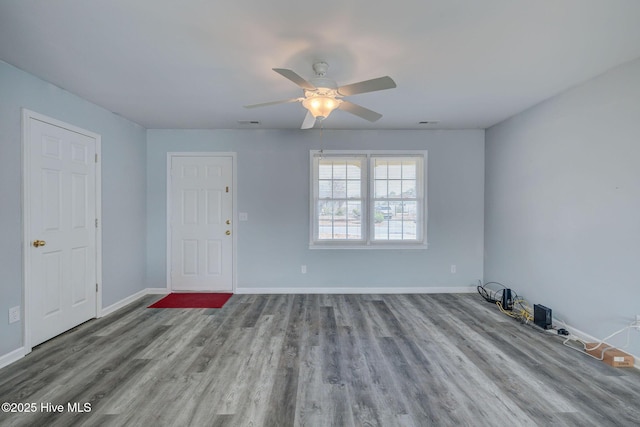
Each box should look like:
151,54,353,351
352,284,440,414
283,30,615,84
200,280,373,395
1,0,640,130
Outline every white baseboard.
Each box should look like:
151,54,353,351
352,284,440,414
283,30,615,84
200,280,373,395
146,287,170,294
235,286,477,294
99,287,168,317
0,347,26,370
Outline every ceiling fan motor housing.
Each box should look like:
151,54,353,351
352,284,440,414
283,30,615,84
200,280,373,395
309,77,337,91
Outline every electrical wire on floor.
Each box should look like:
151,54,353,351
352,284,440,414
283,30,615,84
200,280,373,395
496,298,534,323
477,281,638,363
476,281,506,303
477,280,533,324
561,320,638,361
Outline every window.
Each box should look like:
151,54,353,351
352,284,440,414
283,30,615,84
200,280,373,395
311,150,427,248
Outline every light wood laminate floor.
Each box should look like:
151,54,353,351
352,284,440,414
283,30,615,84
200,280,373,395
1,293,639,426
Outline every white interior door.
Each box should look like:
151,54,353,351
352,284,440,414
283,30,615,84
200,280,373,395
169,155,233,292
27,115,98,347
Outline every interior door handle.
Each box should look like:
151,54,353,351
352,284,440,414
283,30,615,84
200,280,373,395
32,240,46,248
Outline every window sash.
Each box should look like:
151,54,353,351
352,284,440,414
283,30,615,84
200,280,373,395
312,154,366,242
370,156,423,242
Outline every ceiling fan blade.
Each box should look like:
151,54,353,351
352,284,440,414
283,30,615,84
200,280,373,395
337,76,396,96
273,68,316,90
243,98,301,108
339,101,383,122
301,111,316,129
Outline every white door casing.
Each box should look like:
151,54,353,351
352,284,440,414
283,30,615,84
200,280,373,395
168,155,234,292
22,110,101,350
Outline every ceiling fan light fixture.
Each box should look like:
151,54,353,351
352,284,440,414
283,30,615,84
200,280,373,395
302,95,341,119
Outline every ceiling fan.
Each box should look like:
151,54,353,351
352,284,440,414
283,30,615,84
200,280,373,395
244,62,397,129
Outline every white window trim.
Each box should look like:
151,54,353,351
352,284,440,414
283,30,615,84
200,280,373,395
309,149,428,250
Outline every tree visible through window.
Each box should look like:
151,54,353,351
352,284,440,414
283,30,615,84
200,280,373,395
311,151,426,247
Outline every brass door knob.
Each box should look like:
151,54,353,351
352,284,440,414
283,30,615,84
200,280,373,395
32,240,46,248
225,230,231,235
226,220,231,225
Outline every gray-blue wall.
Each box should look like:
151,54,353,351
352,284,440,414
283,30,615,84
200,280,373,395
146,129,485,291
485,58,640,357
0,60,147,357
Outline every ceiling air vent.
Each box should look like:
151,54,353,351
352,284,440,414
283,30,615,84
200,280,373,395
419,120,440,125
237,120,261,126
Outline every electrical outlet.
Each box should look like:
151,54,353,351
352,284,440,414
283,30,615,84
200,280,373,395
450,264,457,274
8,306,20,324
301,265,307,274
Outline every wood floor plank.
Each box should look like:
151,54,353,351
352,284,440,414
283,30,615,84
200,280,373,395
1,293,639,427
341,295,410,419
320,306,342,385
263,294,304,427
337,325,383,427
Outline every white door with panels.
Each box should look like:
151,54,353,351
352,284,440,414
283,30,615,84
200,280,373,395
26,114,99,347
169,155,233,292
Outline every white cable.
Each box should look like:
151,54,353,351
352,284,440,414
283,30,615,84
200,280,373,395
562,322,635,361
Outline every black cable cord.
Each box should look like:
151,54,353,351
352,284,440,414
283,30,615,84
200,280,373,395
477,281,507,303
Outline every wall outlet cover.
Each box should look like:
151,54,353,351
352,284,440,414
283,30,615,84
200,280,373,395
8,306,20,324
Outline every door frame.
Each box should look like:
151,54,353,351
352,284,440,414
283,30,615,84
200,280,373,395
166,152,237,292
21,109,102,353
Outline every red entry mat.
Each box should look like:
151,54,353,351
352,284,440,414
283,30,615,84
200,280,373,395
148,293,233,309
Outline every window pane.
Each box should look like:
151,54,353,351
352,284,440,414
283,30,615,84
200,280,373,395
373,201,390,240
388,162,402,179
375,161,387,179
346,162,361,179
319,180,332,198
388,220,403,240
401,201,417,221
346,201,362,239
333,180,346,198
317,201,333,240
333,162,347,179
388,180,402,198
375,180,388,198
347,180,361,198
402,161,416,179
347,201,362,221
402,180,416,198
374,201,393,220
334,202,347,221
319,163,333,179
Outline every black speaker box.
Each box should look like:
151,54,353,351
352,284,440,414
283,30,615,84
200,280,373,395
501,288,513,310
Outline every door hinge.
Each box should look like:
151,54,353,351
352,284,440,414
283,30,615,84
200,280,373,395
95,153,98,163
226,186,229,193
96,283,99,293
95,218,99,228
